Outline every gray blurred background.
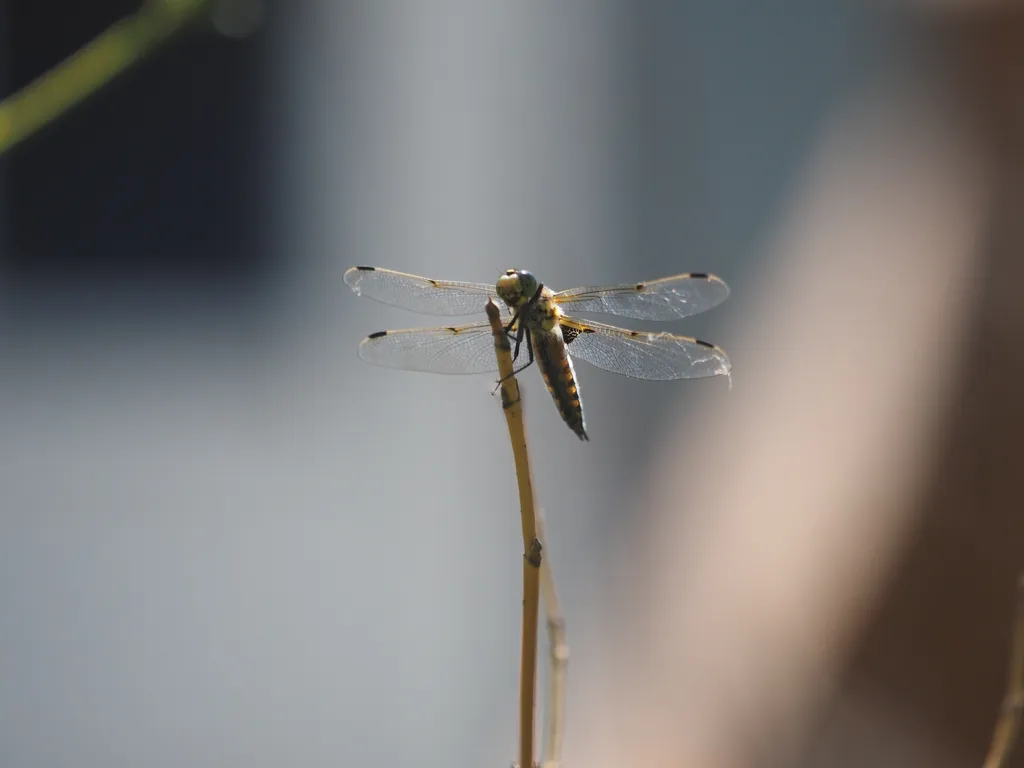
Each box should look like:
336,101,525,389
2,2,1023,767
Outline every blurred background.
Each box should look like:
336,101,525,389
1,2,1023,767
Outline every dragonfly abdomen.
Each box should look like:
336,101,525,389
532,328,589,441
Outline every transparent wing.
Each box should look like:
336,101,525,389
356,323,502,375
554,272,729,320
344,266,498,316
561,316,731,380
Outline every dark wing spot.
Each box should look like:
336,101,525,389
446,326,459,333
354,265,375,272
628,331,641,338
695,339,716,349
562,326,581,344
635,283,644,291
368,331,388,339
428,279,440,287
689,272,709,279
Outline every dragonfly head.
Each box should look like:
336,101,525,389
496,269,539,308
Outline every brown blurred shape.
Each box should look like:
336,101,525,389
569,5,1024,767
838,6,1024,766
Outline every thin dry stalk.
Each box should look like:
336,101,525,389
536,507,568,768
982,574,1024,768
486,299,541,768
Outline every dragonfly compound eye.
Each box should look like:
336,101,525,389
517,271,539,298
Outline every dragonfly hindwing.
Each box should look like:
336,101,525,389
561,324,591,344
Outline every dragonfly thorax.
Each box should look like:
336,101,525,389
495,269,539,309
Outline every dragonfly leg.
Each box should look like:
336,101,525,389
503,307,524,345
511,330,535,376
493,328,534,397
501,326,534,380
510,321,526,363
495,297,538,390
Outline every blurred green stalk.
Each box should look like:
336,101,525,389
0,0,210,155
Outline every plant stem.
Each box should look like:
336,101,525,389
486,299,540,768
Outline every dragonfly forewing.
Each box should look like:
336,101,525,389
344,266,500,316
554,273,729,321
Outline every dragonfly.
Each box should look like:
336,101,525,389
344,266,731,440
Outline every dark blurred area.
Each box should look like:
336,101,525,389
1,0,271,329
1,3,1023,768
